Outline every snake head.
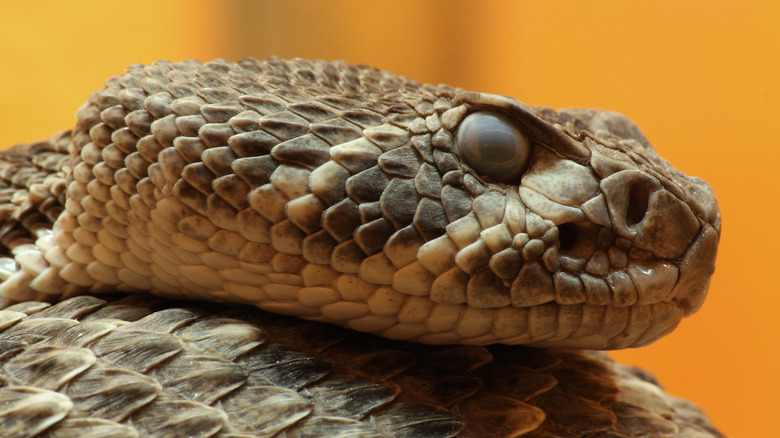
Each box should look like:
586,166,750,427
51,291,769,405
16,59,719,351
427,91,721,348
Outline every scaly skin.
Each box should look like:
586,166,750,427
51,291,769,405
0,295,724,437
0,58,719,348
0,58,722,436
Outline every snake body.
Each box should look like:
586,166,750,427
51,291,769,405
0,58,722,437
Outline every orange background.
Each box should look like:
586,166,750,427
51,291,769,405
1,1,775,436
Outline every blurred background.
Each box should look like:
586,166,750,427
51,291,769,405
1,1,776,435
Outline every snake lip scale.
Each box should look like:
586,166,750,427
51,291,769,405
0,57,722,437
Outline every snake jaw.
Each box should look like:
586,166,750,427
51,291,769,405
671,225,719,316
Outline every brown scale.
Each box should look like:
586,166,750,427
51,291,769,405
0,133,70,255
0,296,725,437
0,58,723,435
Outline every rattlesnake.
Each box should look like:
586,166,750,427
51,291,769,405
0,58,722,437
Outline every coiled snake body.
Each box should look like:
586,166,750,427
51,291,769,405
0,58,722,437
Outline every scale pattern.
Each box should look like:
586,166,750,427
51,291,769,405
0,58,724,436
0,58,720,349
0,294,724,437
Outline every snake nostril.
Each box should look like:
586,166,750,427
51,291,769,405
626,182,651,226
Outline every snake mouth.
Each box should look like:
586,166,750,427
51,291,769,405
670,225,719,316
542,218,688,312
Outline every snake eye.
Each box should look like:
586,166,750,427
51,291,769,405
455,111,532,184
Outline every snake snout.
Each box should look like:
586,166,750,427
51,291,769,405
600,170,699,259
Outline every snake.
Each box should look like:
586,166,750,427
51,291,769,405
0,58,722,437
